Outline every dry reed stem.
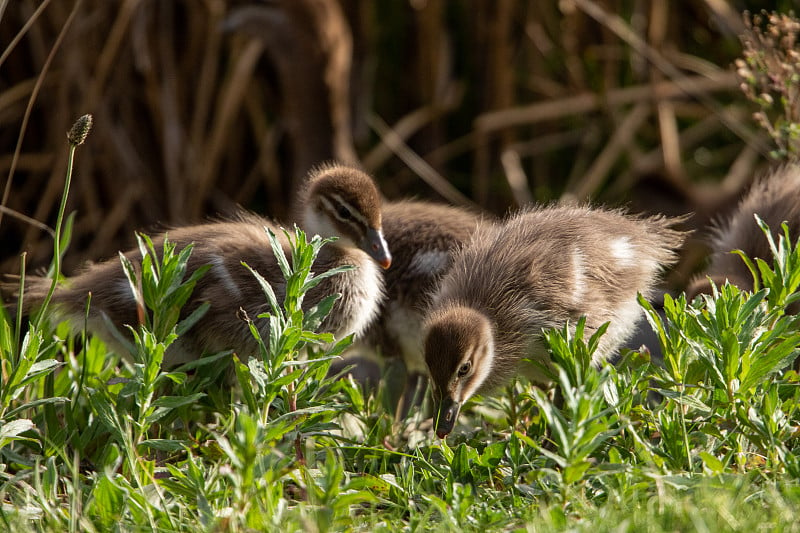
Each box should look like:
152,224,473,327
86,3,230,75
475,72,737,133
473,72,738,193
0,0,50,69
0,1,766,288
1,0,81,234
500,148,533,206
191,38,264,218
569,102,651,200
368,113,479,210
572,0,769,155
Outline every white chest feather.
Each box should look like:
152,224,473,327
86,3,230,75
409,250,451,276
609,236,634,267
337,256,384,338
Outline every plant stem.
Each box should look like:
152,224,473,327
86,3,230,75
34,142,76,329
12,251,25,365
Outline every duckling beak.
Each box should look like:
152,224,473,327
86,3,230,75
363,228,392,269
435,397,461,438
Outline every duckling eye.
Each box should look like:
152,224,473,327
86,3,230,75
337,205,352,220
457,361,471,377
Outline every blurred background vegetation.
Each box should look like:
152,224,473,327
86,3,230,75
1,0,797,289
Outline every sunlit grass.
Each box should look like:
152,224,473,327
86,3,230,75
3,214,800,531
3,118,800,532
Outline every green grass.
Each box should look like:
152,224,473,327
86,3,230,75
3,226,800,532
3,120,800,531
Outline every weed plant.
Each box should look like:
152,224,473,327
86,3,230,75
736,11,800,160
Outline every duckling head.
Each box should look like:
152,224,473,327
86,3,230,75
303,163,392,269
423,305,494,438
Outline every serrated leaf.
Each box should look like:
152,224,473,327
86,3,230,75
23,359,61,380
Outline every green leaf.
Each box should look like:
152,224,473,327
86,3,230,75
657,389,711,413
301,265,355,294
90,393,127,444
118,251,143,317
740,335,800,391
243,262,282,320
175,301,210,336
5,397,69,420
266,227,292,281
89,474,126,529
19,359,62,387
478,441,507,469
563,460,591,484
233,355,259,413
698,452,725,474
304,293,341,331
151,393,205,409
0,418,35,440
139,439,190,452
450,443,475,482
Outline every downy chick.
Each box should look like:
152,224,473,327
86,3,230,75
12,164,391,367
687,163,800,299
423,205,686,437
359,200,486,415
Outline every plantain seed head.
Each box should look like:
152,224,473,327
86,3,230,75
67,114,93,146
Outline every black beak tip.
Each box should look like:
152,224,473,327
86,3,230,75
436,427,451,439
435,398,459,438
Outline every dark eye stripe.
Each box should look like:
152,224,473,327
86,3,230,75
337,204,352,220
329,193,370,227
319,196,364,236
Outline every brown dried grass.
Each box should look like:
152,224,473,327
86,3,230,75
0,1,769,289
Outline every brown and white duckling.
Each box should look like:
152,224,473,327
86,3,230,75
423,205,686,437
15,164,391,366
358,200,486,415
687,163,800,299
